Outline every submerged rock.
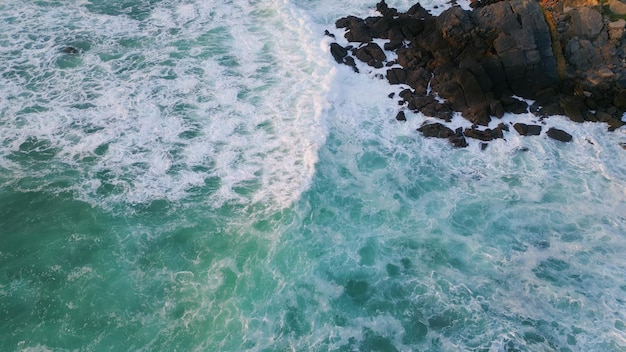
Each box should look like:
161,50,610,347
61,46,79,54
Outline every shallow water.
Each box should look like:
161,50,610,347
1,0,625,351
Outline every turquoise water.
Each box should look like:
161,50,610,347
2,0,626,351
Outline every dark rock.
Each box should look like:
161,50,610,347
489,99,505,117
330,43,348,63
406,67,432,95
464,127,494,141
480,142,489,150
406,2,431,18
448,127,468,148
417,122,455,138
532,98,563,117
365,16,393,39
546,127,573,142
354,42,387,68
568,7,603,39
449,134,468,148
613,88,626,109
386,68,407,85
606,117,625,131
490,124,506,139
422,103,454,121
328,0,622,148
565,38,597,70
407,95,436,110
330,43,360,73
336,16,373,43
344,56,359,72
464,124,508,142
559,96,585,123
458,69,487,109
324,30,336,38
583,110,598,122
384,40,404,51
377,0,398,18
474,0,559,96
514,123,542,136
61,46,79,54
399,88,414,101
526,124,543,136
501,96,529,114
396,111,407,121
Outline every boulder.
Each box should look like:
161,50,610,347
464,128,494,141
547,127,573,142
449,128,469,148
386,68,407,84
330,43,360,72
610,0,626,16
417,122,455,138
376,0,398,18
330,43,348,63
353,43,387,68
565,38,597,70
406,67,432,95
609,19,626,40
559,96,585,122
336,16,373,43
514,123,542,136
568,7,604,39
501,96,529,114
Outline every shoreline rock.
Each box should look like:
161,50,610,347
328,0,626,147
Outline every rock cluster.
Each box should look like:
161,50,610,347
328,0,626,147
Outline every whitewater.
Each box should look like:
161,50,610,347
0,0,625,351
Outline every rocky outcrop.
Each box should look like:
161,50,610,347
417,123,468,147
328,0,626,147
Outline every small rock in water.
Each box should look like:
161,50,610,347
546,127,573,142
395,111,406,122
61,46,79,54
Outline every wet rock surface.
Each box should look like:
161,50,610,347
328,0,626,148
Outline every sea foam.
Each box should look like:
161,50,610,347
0,0,331,212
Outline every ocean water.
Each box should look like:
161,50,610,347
1,0,625,351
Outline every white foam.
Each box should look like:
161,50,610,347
0,0,332,211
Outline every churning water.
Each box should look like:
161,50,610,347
1,0,625,350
